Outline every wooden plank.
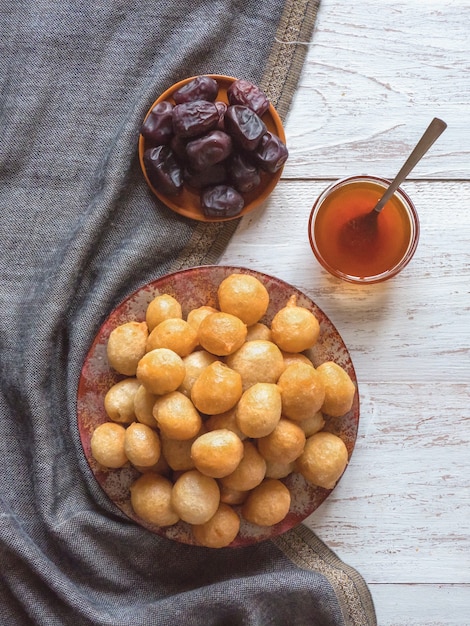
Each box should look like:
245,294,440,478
369,584,470,626
281,0,470,180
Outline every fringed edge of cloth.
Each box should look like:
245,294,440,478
273,524,377,626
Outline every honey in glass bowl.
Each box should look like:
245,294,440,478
308,175,420,284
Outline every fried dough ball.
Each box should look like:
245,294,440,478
225,340,285,391
178,350,218,398
316,361,356,417
133,385,158,428
245,323,272,342
106,321,149,376
220,440,266,491
145,294,182,332
186,305,218,333
242,479,291,526
298,411,326,437
190,429,244,478
257,418,306,464
265,460,295,479
271,295,320,353
236,382,282,438
136,348,185,395
219,485,249,506
192,503,241,548
153,391,202,440
204,407,246,440
296,431,349,490
197,312,247,356
191,361,243,415
130,472,179,526
124,422,161,468
281,351,314,369
277,362,325,421
104,377,140,424
146,318,198,357
90,422,128,468
160,431,203,471
217,273,269,326
171,470,220,524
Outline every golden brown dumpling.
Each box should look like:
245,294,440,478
90,422,128,468
257,418,306,464
220,440,266,492
106,321,149,376
270,295,320,353
136,348,185,396
235,382,282,438
217,273,269,326
316,361,356,417
298,411,326,437
245,323,272,342
145,294,182,332
152,391,202,440
191,361,243,415
190,429,244,478
225,340,285,391
296,431,349,490
124,422,161,468
241,479,291,526
171,470,220,525
277,362,325,421
197,312,247,356
104,377,140,424
130,472,179,526
146,318,198,357
133,385,158,428
192,503,240,548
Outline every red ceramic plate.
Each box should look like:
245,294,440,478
77,266,359,547
138,75,286,222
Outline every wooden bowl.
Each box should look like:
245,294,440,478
138,75,286,222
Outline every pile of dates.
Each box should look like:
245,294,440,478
141,76,288,218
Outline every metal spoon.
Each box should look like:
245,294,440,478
340,117,447,248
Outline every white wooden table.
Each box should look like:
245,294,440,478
220,1,470,624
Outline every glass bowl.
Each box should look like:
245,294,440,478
308,175,420,284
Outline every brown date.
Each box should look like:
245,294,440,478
201,185,244,218
227,79,270,117
224,105,267,151
186,130,232,171
172,101,219,138
144,146,183,196
173,76,219,104
140,101,174,145
253,131,289,173
230,152,261,193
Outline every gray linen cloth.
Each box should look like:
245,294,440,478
0,0,376,624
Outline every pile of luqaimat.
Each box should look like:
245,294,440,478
91,273,356,548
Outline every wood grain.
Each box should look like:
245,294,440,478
220,0,470,623
283,0,470,180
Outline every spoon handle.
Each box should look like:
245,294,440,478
373,117,447,213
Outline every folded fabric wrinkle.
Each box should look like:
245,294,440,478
0,0,376,624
